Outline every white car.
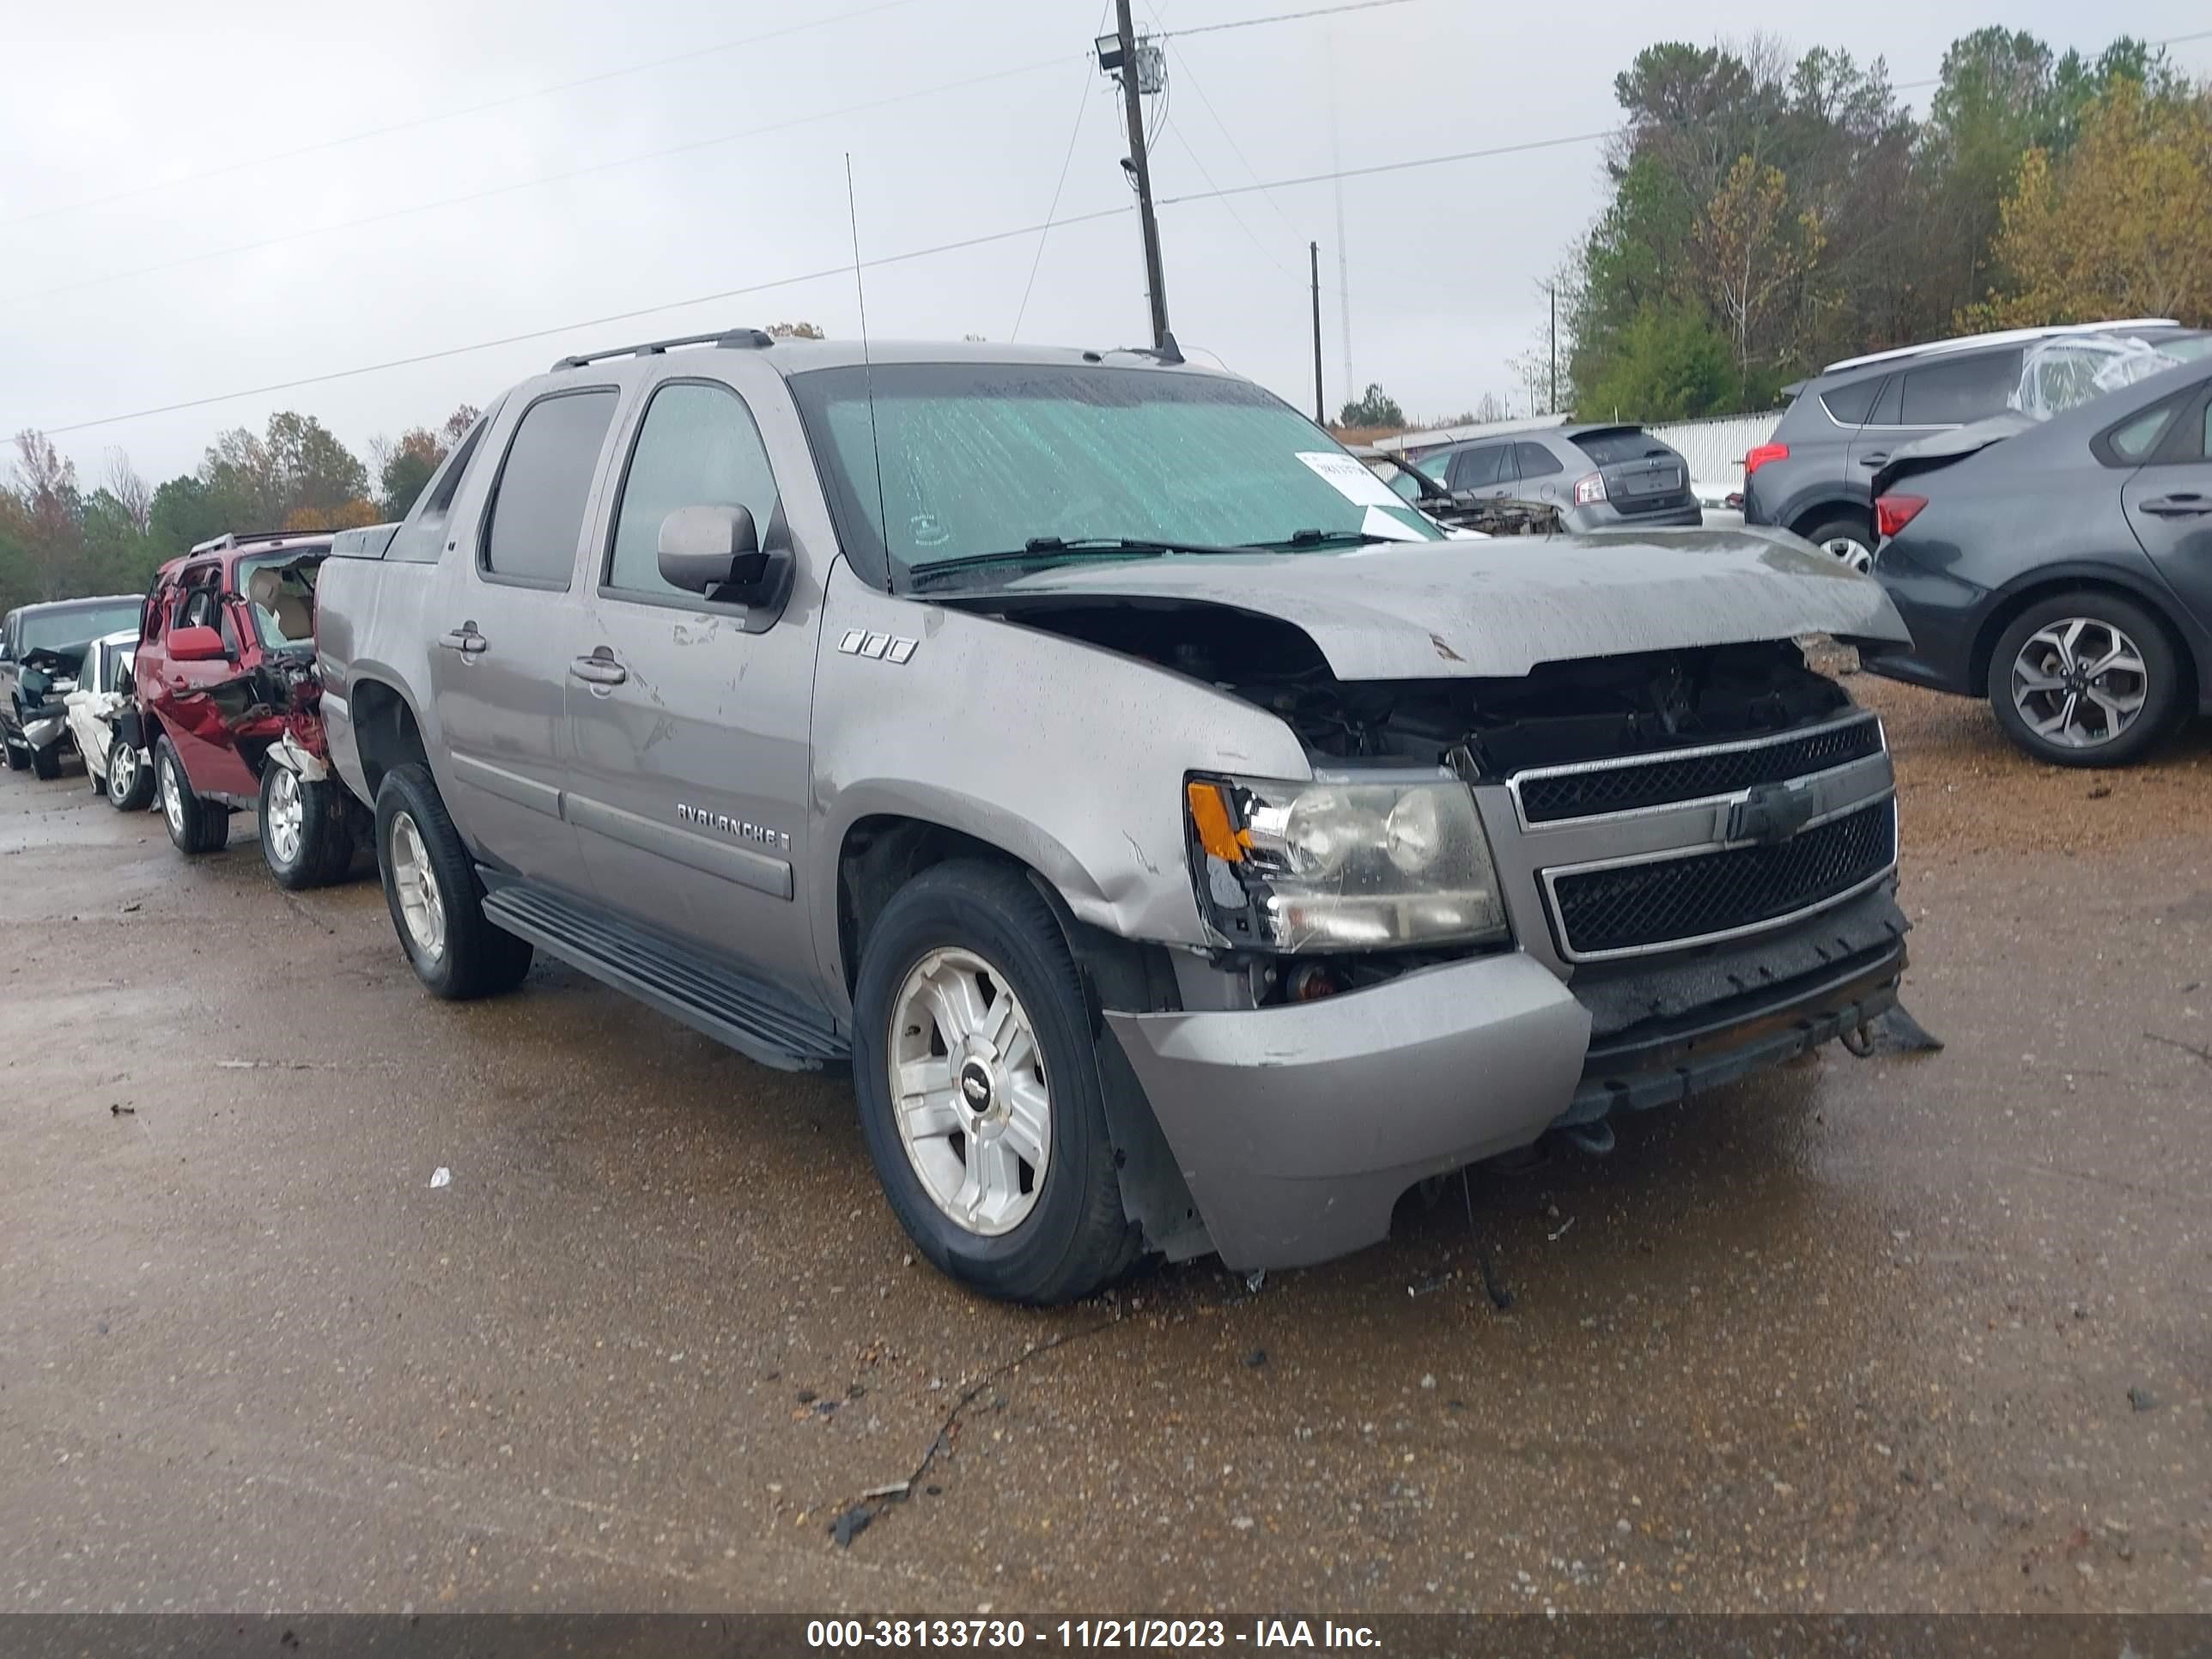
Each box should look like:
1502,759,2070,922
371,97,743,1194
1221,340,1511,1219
62,629,153,810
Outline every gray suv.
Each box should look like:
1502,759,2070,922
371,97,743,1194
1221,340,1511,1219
1414,425,1700,531
1744,320,2203,570
316,331,1914,1304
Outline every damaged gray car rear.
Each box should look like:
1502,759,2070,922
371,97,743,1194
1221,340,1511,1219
314,335,1914,1304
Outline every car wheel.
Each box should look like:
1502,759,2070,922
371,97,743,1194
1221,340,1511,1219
259,763,356,890
1987,593,2182,768
155,737,229,854
29,742,62,781
373,763,533,999
3,737,27,772
1802,514,1875,574
852,860,1139,1305
107,742,155,811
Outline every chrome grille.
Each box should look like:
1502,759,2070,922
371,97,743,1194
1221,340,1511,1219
1547,800,1897,960
1513,714,1882,825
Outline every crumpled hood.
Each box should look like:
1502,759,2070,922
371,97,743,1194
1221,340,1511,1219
20,643,88,676
965,526,1911,680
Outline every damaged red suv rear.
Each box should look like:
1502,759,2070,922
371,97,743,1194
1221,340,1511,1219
130,531,367,888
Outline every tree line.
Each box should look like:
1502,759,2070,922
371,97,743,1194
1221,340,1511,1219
0,325,832,616
1559,27,2212,422
0,407,477,615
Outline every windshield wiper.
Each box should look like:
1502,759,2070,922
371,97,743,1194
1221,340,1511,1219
906,536,1249,589
1251,527,1394,550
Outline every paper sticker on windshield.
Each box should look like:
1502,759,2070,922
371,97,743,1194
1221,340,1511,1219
1297,451,1404,508
1360,505,1428,542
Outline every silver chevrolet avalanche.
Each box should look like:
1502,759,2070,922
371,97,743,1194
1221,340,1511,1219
315,331,1914,1304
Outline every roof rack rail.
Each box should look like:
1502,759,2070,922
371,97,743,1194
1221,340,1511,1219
186,530,322,556
1823,318,2180,376
551,328,775,371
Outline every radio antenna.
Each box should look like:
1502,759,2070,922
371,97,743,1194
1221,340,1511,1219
844,152,891,576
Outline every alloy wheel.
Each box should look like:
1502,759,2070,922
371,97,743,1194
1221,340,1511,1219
889,946,1051,1237
2010,617,2148,750
160,754,185,837
1821,535,1874,574
107,743,137,805
388,811,447,961
264,768,305,866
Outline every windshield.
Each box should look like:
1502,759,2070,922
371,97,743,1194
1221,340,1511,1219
17,602,139,653
788,362,1441,581
239,552,321,650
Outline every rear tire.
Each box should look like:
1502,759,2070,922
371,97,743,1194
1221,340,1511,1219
107,741,155,811
259,763,356,890
852,860,1139,1305
1986,592,2182,768
155,738,229,854
29,743,61,781
1801,514,1875,574
373,763,533,1000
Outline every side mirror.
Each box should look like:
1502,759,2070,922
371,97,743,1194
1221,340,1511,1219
658,504,790,606
167,624,228,663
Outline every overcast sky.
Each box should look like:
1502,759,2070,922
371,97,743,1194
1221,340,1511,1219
3,0,2208,487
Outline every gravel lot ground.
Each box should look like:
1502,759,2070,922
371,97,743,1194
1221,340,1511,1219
2,678,2206,1616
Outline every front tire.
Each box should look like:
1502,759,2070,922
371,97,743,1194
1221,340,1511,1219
28,742,61,781
155,738,229,854
259,763,356,890
373,763,532,999
106,740,155,811
1987,593,2181,768
852,860,1138,1305
3,733,27,772
1801,513,1875,574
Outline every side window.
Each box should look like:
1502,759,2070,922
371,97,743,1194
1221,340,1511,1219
1820,377,1881,426
1515,442,1564,480
480,389,619,587
1866,374,1902,426
176,570,222,630
605,382,782,600
142,589,165,641
1899,349,2023,425
1450,446,1504,489
390,416,493,566
2102,400,2184,465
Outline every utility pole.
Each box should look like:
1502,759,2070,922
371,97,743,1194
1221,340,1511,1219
1113,0,1170,349
1310,241,1324,423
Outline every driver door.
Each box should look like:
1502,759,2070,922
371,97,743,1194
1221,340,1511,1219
152,563,258,798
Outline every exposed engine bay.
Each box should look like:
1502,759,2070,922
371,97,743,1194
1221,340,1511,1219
970,597,1851,775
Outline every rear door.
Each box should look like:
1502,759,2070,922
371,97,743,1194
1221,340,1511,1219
1513,441,1566,507
151,562,258,797
2121,381,2212,634
1445,442,1512,500
427,383,618,892
566,369,819,978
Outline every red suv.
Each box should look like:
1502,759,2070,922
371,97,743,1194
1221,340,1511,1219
131,532,364,887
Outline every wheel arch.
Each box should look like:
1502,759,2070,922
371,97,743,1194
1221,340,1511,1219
834,811,1204,1265
1786,498,1873,542
346,676,432,802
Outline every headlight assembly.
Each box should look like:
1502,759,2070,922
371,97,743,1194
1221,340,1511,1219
1184,772,1510,952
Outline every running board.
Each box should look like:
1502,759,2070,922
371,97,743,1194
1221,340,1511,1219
481,879,848,1072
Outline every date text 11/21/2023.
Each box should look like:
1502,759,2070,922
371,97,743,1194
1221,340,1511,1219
805,1619,1382,1650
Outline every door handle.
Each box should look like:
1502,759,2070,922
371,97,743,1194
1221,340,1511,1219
439,623,488,655
2140,493,2212,517
568,653,628,687
1858,452,1890,467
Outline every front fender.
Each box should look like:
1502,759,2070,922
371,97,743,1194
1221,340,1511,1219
806,562,1313,1009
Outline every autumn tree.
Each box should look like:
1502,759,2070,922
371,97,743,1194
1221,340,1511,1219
1693,155,1823,381
1968,80,2212,327
7,430,85,600
766,321,825,339
377,404,485,520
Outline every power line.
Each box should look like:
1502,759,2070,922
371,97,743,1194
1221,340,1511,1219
1165,43,1301,236
31,206,1133,437
1158,0,1419,40
3,54,1074,307
0,0,924,233
1169,125,1302,284
1012,37,1108,342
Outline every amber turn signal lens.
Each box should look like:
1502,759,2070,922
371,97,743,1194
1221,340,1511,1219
1185,780,1245,863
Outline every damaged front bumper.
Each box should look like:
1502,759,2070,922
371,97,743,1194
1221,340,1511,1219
1108,889,1907,1274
